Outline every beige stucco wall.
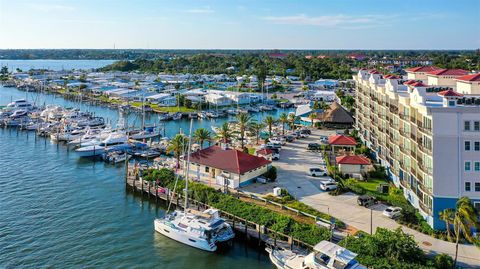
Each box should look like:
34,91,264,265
427,76,456,87
456,81,480,95
338,164,371,174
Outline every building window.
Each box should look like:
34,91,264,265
465,141,471,151
475,142,480,151
465,161,471,171
464,121,471,131
475,202,480,212
475,162,480,171
205,167,209,173
476,182,480,192
475,121,480,131
465,182,471,191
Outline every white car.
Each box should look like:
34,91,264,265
383,206,402,219
320,181,338,191
309,167,327,177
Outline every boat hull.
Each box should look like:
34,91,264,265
154,219,217,252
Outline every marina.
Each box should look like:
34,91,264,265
0,70,292,268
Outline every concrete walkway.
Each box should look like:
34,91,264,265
242,129,480,267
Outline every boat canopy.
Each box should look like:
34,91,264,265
313,241,358,265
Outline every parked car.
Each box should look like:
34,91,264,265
309,167,328,177
383,206,402,219
307,143,321,150
357,195,377,207
300,129,311,135
256,176,268,184
271,151,280,160
269,137,284,145
319,135,328,144
285,135,295,142
320,181,338,191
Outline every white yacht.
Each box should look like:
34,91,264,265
154,208,235,251
266,241,366,269
75,132,128,157
154,119,235,251
6,99,34,111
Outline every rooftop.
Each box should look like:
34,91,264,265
189,146,271,174
336,155,371,165
427,69,468,76
456,73,480,82
405,66,440,73
328,135,356,146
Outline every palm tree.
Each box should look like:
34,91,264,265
278,113,288,135
308,112,317,128
167,134,187,168
452,197,479,266
288,113,297,131
216,122,233,144
263,115,276,138
249,121,265,145
439,208,455,241
193,128,211,149
236,113,252,149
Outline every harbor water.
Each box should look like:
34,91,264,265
0,61,291,268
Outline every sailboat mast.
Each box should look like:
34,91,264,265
184,119,193,212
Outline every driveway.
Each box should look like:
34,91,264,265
242,129,480,267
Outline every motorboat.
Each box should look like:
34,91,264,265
158,113,172,121
154,119,235,251
130,126,162,140
154,208,235,252
266,241,366,269
6,99,34,111
172,112,183,120
206,111,219,118
103,151,130,164
197,112,207,119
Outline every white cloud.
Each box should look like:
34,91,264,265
25,3,75,12
262,14,387,27
186,7,214,14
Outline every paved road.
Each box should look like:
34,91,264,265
242,129,480,267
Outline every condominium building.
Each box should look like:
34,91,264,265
353,68,480,229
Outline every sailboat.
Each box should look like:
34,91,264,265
154,119,235,251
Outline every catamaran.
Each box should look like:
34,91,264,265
154,119,235,251
266,241,366,269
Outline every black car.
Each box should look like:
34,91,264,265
300,129,311,135
307,143,321,150
357,195,377,207
285,135,295,142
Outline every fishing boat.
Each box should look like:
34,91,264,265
266,241,366,269
158,113,172,121
172,112,183,120
154,120,235,251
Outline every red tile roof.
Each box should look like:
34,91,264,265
437,89,463,97
456,73,480,82
368,70,381,74
427,69,468,76
336,155,371,165
403,80,418,85
328,135,357,146
189,146,271,174
384,74,400,79
405,66,440,73
411,81,428,87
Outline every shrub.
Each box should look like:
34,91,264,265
434,254,454,269
263,166,277,181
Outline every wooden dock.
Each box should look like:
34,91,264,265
125,166,313,253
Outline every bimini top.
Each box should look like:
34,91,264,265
314,241,358,264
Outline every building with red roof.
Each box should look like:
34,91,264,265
328,135,357,153
427,69,469,87
336,155,373,175
256,148,279,161
406,66,441,80
187,145,271,189
456,73,480,95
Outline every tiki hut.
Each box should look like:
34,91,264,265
317,102,354,128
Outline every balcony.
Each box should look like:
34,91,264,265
399,145,410,155
399,113,409,121
418,125,432,135
418,143,432,155
418,162,433,175
419,200,432,215
399,128,409,138
389,106,399,114
418,182,432,195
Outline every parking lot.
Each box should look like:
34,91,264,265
241,128,480,266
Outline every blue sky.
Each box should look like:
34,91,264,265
0,0,478,49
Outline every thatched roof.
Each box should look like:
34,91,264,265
318,102,354,124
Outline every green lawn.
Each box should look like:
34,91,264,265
354,178,386,192
151,105,196,113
